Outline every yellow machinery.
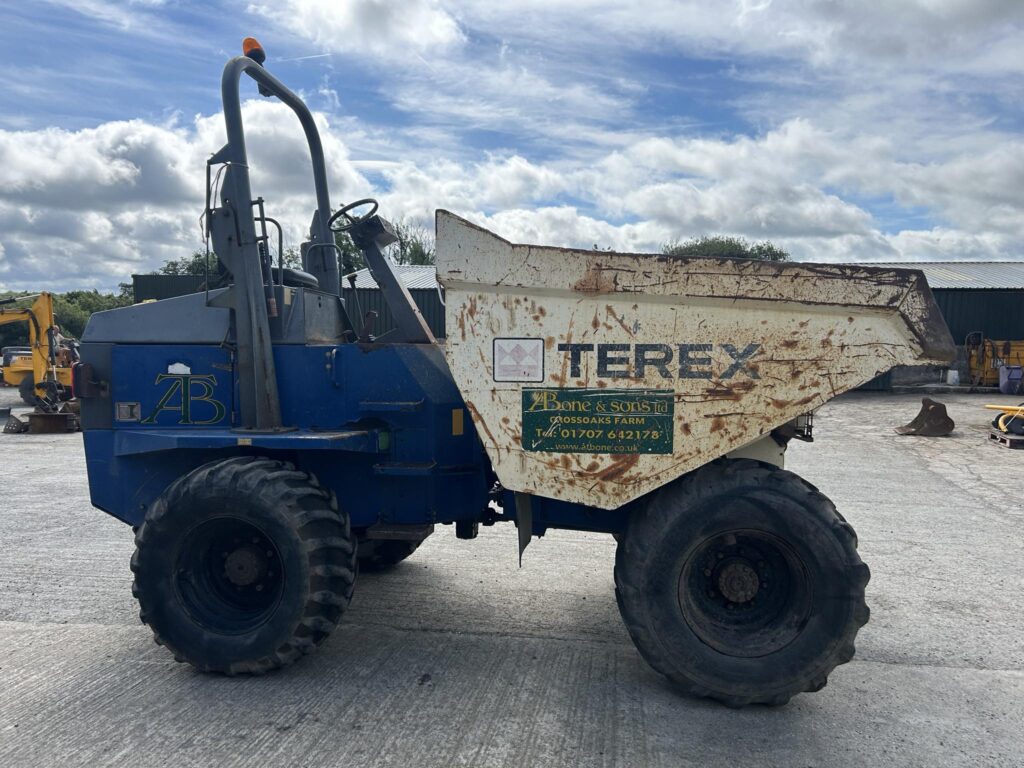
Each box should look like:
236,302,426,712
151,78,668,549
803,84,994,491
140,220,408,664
986,403,1024,435
966,334,1024,389
0,293,74,405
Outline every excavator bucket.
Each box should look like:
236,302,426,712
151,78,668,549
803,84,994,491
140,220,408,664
895,397,955,437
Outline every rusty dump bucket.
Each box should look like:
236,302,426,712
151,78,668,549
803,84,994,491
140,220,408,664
895,398,955,437
435,211,956,510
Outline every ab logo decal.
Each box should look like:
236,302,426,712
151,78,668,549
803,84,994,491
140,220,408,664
142,373,226,425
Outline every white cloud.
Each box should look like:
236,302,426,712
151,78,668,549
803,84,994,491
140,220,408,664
2,1,1021,292
0,101,369,291
1,100,1020,293
248,0,464,58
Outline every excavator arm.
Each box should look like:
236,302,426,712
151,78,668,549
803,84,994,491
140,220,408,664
0,293,59,402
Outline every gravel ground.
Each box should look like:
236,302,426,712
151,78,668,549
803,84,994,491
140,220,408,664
0,387,1022,767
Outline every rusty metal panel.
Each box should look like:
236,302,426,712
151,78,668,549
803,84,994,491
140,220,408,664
435,210,955,510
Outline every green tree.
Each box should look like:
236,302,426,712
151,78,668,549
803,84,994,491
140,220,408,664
0,289,131,347
157,251,213,275
661,235,789,262
390,220,435,266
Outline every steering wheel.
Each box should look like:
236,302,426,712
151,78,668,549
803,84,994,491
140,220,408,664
328,198,379,233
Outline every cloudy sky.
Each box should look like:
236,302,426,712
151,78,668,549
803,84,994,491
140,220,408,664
0,0,1021,292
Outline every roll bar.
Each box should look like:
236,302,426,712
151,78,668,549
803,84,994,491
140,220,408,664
212,55,338,293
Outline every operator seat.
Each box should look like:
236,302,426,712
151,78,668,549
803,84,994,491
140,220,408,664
273,267,319,290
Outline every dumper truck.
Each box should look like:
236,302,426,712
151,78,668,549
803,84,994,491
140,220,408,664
76,39,955,706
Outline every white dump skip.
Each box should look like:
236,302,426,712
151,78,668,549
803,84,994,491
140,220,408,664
435,210,954,510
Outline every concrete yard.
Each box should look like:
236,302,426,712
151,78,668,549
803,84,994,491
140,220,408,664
1,387,1022,767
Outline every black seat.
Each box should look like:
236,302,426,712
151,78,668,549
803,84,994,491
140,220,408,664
272,267,319,290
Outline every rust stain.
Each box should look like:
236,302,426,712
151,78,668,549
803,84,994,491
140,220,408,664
605,305,634,337
770,394,816,409
463,400,497,446
703,381,753,402
780,339,798,349
573,264,617,294
558,321,575,383
595,454,640,482
545,336,555,350
709,416,726,433
681,422,692,436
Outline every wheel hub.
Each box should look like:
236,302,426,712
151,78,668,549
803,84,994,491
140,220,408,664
717,561,759,603
224,546,265,587
678,529,810,657
174,517,283,635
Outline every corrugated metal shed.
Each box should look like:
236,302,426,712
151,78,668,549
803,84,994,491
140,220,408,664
342,265,445,338
345,265,438,290
342,288,446,339
931,290,1024,343
133,274,205,302
863,262,1024,290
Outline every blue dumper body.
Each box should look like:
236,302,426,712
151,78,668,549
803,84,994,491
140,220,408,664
81,311,489,530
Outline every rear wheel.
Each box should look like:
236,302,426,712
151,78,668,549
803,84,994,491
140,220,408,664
615,459,869,707
357,539,423,572
131,456,356,674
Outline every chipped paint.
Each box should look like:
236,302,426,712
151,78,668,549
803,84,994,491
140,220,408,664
436,210,955,510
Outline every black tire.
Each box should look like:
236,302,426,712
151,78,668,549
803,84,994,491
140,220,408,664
18,377,35,406
357,539,423,572
131,456,356,674
615,459,869,707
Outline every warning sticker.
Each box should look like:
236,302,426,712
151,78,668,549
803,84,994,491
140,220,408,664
522,389,674,454
493,338,544,382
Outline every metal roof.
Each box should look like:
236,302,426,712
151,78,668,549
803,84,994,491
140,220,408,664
859,262,1024,290
344,265,438,290
344,262,1024,291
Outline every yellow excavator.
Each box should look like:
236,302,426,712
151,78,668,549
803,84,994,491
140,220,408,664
0,293,75,406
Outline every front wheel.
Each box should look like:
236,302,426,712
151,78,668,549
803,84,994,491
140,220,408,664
18,377,35,405
615,459,869,707
131,456,356,674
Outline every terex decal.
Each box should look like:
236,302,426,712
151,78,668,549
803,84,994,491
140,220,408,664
141,373,227,425
557,343,762,379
